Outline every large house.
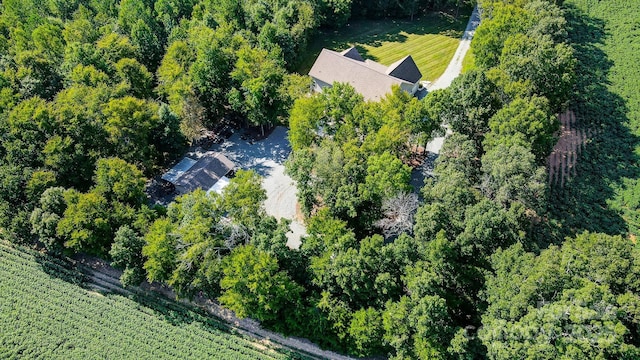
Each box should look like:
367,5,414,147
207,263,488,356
309,47,423,101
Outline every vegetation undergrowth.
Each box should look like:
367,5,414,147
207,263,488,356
548,0,640,239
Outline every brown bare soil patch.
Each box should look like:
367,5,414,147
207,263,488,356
548,110,590,188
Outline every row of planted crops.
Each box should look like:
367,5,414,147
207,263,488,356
0,241,296,360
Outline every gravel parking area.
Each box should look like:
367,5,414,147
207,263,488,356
210,126,306,249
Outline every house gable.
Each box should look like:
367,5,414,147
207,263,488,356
386,55,422,84
308,47,422,101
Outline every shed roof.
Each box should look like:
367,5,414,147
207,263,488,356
161,157,197,183
173,152,234,194
309,47,422,101
207,176,231,195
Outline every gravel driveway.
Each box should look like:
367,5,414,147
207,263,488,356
211,126,306,249
413,6,481,189
427,6,481,92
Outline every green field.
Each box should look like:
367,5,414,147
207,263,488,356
296,12,470,82
549,0,640,238
0,241,298,360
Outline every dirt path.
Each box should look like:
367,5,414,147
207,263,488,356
427,6,481,92
75,255,354,360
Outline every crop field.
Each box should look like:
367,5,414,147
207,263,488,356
296,11,470,82
0,241,298,360
549,0,640,237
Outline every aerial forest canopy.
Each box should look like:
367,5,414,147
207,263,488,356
1,0,639,359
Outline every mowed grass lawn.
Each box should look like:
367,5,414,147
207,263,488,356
296,11,470,82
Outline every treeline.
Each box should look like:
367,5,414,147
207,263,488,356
3,0,639,359
0,0,470,247
278,0,637,358
0,0,329,245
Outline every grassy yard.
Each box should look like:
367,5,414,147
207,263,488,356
296,11,471,82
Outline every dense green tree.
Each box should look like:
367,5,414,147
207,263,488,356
96,33,137,67
288,96,324,151
383,294,454,360
56,189,111,254
222,169,267,234
155,0,196,32
228,46,288,133
219,245,303,326
361,151,412,202
0,165,36,242
13,50,63,100
93,157,146,207
480,233,640,359
432,70,502,151
117,0,153,35
110,225,146,287
524,0,568,42
188,24,239,123
310,234,404,309
499,32,576,112
436,133,480,183
317,0,352,27
156,39,195,114
130,19,164,74
1,97,52,169
102,97,166,172
348,307,386,356
484,96,558,162
30,186,67,251
300,208,358,258
114,58,153,99
143,217,178,283
480,143,547,212
472,2,531,69
31,21,65,65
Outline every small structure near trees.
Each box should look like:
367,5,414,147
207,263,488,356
161,152,235,195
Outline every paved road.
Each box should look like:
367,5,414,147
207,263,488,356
423,6,480,157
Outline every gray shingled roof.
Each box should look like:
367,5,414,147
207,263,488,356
173,152,234,194
340,47,364,61
309,48,422,101
386,55,422,83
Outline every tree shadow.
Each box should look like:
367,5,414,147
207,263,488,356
296,10,470,74
547,4,639,241
211,126,291,178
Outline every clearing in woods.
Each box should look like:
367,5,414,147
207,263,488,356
296,10,471,82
